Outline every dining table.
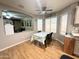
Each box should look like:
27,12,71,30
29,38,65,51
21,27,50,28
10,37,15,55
31,32,51,44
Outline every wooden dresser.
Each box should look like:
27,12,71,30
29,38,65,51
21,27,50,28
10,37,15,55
64,36,75,55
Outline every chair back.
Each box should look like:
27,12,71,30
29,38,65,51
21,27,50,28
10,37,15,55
44,32,53,47
37,31,41,33
49,32,53,39
60,55,73,59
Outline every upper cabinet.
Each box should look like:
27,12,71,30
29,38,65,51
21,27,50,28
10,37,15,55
74,6,79,24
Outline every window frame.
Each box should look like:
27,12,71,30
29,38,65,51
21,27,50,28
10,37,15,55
37,18,43,31
60,13,68,35
45,16,57,33
50,16,57,33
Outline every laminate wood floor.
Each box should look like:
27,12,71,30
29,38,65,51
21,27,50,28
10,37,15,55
0,40,78,59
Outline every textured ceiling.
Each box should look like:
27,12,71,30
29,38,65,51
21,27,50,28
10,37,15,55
0,0,78,15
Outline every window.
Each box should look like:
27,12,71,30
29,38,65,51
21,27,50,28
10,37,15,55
45,17,57,33
37,19,43,31
45,18,51,32
50,17,57,33
60,13,68,35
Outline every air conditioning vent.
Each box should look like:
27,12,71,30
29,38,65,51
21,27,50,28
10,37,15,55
18,4,24,9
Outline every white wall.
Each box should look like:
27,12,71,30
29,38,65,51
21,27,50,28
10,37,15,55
56,3,78,44
0,4,35,51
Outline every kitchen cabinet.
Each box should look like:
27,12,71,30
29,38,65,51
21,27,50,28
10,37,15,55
74,37,79,56
75,6,79,24
64,36,75,55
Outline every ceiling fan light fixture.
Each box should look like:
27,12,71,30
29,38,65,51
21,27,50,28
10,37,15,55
41,11,46,14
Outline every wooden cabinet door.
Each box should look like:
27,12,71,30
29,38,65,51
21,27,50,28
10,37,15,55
64,37,75,55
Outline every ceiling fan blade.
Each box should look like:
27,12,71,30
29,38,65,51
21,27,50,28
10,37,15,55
46,9,52,11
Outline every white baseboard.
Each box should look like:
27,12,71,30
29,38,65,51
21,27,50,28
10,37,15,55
0,40,27,52
56,39,64,44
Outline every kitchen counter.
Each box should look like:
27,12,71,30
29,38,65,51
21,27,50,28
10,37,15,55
72,33,79,37
65,35,73,38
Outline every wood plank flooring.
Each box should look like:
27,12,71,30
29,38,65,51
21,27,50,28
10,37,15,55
0,40,79,59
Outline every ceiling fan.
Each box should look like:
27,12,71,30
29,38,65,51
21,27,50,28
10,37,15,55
36,6,53,15
36,6,53,18
35,0,52,16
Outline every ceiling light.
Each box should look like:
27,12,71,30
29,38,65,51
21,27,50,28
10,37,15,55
41,11,46,14
6,15,11,19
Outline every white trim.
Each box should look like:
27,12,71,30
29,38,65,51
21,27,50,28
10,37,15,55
0,40,27,52
56,39,64,44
